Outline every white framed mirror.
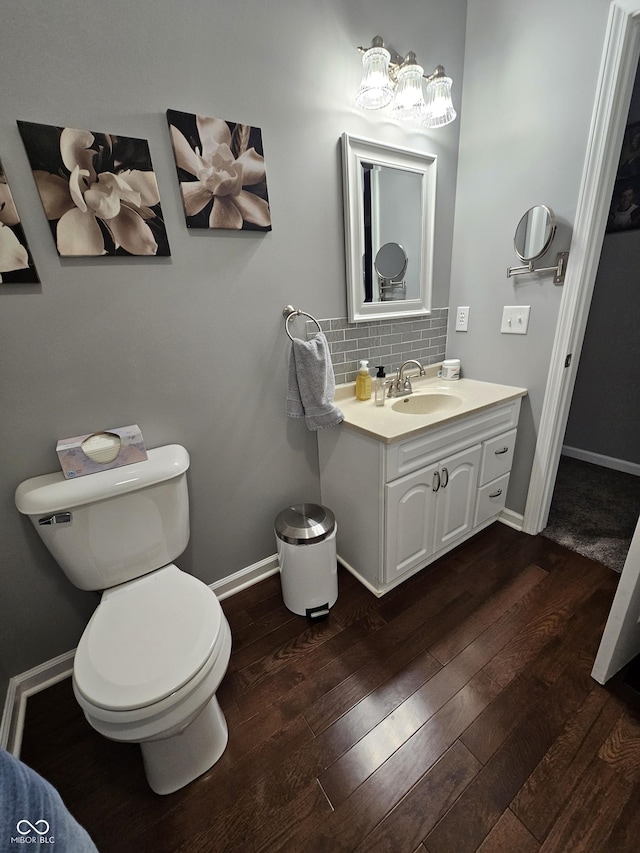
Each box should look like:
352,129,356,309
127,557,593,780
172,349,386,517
341,133,437,323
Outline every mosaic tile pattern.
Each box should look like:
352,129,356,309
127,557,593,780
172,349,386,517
305,309,448,386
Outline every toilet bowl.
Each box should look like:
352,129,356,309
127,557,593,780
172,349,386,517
72,564,232,794
15,444,232,795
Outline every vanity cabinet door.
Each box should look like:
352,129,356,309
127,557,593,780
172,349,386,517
433,444,481,552
384,463,438,583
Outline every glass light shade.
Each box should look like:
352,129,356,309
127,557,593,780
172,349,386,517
422,75,456,128
390,63,427,121
355,46,394,110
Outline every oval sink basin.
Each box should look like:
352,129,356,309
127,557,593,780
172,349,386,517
391,392,463,415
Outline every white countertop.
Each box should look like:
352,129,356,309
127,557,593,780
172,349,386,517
334,368,527,444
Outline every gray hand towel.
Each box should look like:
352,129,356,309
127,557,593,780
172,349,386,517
287,332,344,431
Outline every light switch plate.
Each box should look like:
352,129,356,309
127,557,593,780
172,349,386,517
501,305,530,334
456,306,469,331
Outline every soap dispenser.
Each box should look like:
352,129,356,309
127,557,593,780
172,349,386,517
374,366,386,407
355,360,372,401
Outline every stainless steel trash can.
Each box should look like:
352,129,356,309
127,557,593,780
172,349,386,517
275,503,338,619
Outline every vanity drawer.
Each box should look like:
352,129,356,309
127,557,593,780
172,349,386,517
475,473,510,526
478,429,517,486
386,401,521,482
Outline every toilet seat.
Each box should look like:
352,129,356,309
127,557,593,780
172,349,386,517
74,564,223,712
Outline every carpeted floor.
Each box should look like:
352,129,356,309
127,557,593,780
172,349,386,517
542,455,640,573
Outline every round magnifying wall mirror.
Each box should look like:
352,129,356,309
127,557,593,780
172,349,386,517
514,205,556,262
374,242,407,281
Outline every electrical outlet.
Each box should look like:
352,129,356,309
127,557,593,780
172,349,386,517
456,306,469,331
501,305,531,334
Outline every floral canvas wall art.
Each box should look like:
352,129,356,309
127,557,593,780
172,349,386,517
166,109,271,231
17,121,170,257
0,158,40,284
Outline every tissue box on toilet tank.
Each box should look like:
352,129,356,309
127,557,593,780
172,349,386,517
56,424,147,479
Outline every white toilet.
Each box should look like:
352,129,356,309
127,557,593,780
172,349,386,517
15,444,232,795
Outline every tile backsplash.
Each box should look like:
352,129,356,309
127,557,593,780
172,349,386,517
306,309,448,386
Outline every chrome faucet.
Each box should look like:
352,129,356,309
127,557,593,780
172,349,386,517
388,360,426,397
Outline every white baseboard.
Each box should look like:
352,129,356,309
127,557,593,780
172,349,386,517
336,555,383,598
499,508,525,531
0,553,281,756
562,445,640,477
0,650,75,756
210,553,280,600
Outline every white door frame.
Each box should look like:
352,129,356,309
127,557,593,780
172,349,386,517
523,0,640,535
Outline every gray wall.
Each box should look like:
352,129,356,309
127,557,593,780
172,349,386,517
0,0,466,707
564,68,640,466
447,0,613,514
563,235,640,464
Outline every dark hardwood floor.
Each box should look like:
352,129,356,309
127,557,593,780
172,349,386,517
19,524,640,852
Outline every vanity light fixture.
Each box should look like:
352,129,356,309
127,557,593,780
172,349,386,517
355,36,456,128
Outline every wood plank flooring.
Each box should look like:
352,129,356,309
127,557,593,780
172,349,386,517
18,524,640,852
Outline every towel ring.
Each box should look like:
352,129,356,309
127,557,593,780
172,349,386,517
282,305,322,341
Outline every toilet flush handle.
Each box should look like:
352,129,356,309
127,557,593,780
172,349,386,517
38,512,72,526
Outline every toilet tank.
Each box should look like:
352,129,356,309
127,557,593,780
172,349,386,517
15,444,190,591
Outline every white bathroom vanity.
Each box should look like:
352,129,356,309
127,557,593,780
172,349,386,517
318,371,527,596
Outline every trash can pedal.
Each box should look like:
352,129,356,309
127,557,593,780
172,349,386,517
306,604,330,620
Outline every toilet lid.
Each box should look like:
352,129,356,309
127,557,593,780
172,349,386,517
74,565,223,711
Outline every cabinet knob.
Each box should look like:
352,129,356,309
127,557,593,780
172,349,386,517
494,446,509,455
441,467,449,488
433,471,441,492
489,489,503,498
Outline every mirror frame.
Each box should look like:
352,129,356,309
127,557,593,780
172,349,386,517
341,133,437,323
